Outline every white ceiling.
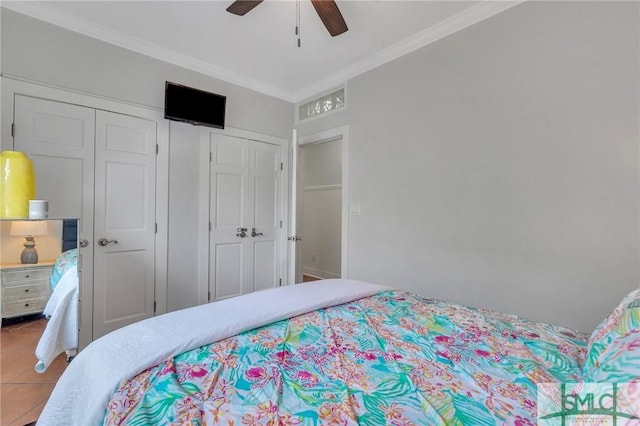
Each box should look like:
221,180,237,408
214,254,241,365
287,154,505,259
3,1,522,102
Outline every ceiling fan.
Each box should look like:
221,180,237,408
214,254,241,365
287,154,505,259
226,0,348,37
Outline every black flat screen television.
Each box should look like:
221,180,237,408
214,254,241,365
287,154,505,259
164,82,226,129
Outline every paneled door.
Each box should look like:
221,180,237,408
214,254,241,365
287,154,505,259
13,95,97,346
13,95,96,292
13,95,157,341
209,134,282,300
92,110,157,338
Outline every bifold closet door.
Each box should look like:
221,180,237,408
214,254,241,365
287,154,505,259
209,134,282,301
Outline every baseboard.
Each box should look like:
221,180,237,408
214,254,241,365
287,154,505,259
1,313,44,327
302,266,340,280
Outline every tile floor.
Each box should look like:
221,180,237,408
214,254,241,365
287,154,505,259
1,318,68,426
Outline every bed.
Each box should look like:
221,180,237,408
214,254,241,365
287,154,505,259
34,248,79,372
36,279,640,425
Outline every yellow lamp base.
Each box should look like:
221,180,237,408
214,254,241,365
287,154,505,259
0,151,36,218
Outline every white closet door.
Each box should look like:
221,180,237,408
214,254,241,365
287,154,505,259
209,134,282,300
249,141,281,291
13,95,96,347
209,134,251,299
92,110,157,338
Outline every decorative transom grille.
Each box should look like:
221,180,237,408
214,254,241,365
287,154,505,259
298,88,345,121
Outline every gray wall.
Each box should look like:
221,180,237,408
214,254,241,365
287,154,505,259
298,1,639,332
1,9,294,312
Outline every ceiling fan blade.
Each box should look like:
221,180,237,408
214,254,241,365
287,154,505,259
226,0,264,16
310,0,348,37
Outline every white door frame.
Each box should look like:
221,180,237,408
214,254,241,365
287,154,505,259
2,76,169,350
296,125,350,280
197,127,289,303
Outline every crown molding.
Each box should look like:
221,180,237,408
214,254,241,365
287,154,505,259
292,1,525,103
1,1,295,102
2,1,524,104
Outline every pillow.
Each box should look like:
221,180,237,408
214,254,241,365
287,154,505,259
583,288,640,380
584,309,640,383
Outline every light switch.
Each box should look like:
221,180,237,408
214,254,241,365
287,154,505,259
350,203,361,216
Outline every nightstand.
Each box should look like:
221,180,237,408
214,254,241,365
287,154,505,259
1,263,54,320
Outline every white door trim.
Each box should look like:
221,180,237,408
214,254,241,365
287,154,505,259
1,76,169,350
297,125,350,279
197,127,289,304
288,129,298,284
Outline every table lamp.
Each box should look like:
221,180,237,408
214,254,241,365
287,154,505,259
10,220,48,264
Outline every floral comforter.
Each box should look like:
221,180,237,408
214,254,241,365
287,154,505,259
105,291,586,425
49,248,77,291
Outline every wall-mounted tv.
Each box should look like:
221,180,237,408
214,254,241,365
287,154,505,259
164,82,226,129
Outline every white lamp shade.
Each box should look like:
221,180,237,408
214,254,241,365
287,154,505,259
10,220,48,236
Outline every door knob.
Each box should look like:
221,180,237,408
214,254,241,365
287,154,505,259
251,227,263,237
236,227,248,238
97,238,118,246
79,239,89,248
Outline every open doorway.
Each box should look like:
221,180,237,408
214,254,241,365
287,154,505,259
299,138,342,282
293,125,349,284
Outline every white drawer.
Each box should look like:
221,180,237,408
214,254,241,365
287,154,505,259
3,282,50,301
2,267,52,286
2,296,48,318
